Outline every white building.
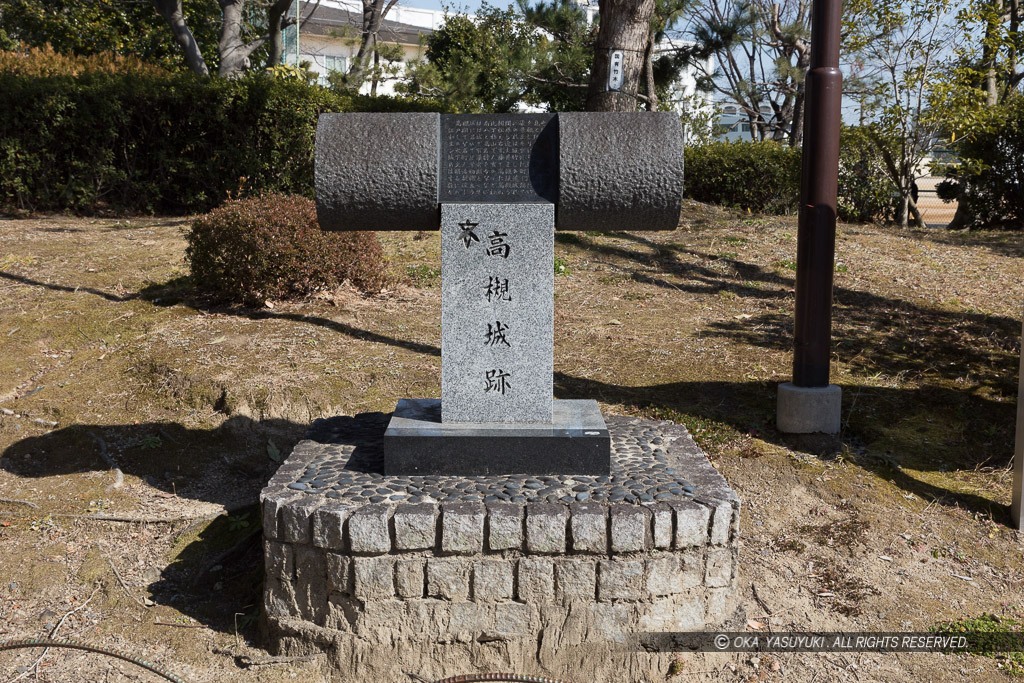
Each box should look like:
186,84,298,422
286,0,713,119
288,0,436,94
715,103,788,142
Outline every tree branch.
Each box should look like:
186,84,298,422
152,0,210,76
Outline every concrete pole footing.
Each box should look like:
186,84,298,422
777,382,842,434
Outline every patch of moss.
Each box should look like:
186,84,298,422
405,264,440,286
935,613,1024,676
639,406,746,456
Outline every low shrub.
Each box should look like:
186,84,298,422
185,194,386,305
683,140,801,215
684,132,898,223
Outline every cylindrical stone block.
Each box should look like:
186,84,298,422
315,112,440,231
557,112,684,231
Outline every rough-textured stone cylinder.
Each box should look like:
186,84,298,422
316,113,440,231
557,112,684,231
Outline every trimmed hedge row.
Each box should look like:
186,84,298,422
684,133,895,222
0,65,447,214
683,140,801,215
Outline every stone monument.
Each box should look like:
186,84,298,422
315,112,684,476
260,112,743,680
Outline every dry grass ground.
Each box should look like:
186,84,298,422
0,203,1021,682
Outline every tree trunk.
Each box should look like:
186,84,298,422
585,0,656,111
266,0,294,68
946,197,971,230
643,38,657,111
896,193,909,228
789,83,805,147
347,0,398,92
371,36,380,96
983,0,1004,106
218,0,250,77
909,195,924,227
153,0,210,76
218,0,294,77
768,0,810,145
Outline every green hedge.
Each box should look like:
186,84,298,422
0,66,448,214
683,133,897,223
683,140,801,215
0,51,904,224
837,126,892,224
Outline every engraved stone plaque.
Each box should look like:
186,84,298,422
439,114,558,204
441,203,554,423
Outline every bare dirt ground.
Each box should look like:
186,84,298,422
0,204,1021,682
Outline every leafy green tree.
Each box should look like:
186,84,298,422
0,0,293,77
0,29,17,52
843,0,959,228
0,0,221,71
401,5,538,112
973,0,1023,105
928,0,1023,228
937,95,1024,229
647,0,695,111
402,0,701,113
519,0,594,111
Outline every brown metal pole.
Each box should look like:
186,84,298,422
792,0,843,387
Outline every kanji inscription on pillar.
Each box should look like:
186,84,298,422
441,203,554,423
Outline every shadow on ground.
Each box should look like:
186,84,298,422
2,372,1016,647
1,416,306,640
557,231,1020,390
553,374,1017,523
6,243,1020,519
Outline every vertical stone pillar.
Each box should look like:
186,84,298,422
440,204,554,424
1011,313,1024,529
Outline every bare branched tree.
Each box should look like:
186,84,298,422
679,0,810,145
153,0,297,78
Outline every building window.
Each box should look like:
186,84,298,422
324,55,347,73
740,123,750,132
724,106,736,114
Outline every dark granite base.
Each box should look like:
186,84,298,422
383,398,610,476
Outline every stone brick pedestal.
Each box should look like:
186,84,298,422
260,414,743,680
